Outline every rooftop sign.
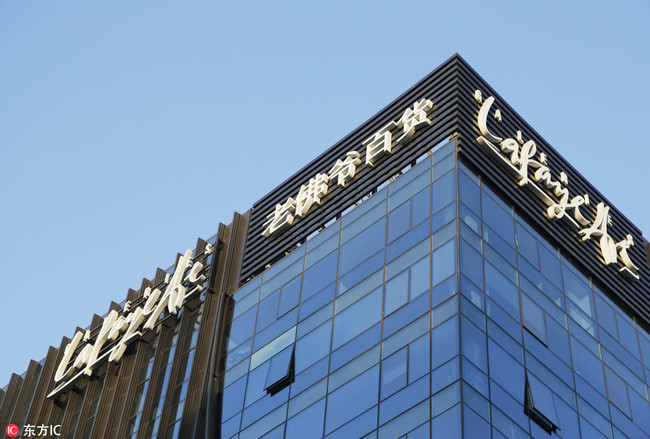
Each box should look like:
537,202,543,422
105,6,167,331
473,90,640,281
48,245,212,398
262,99,435,238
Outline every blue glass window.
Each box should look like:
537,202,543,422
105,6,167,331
562,265,594,318
431,316,459,369
285,399,325,438
302,251,337,301
604,367,631,416
571,338,606,393
295,321,332,372
264,346,295,395
332,287,382,349
410,256,430,299
485,262,519,321
595,293,618,338
412,187,431,226
515,222,539,269
257,290,280,331
522,294,547,345
387,201,410,243
432,170,456,213
228,306,257,351
481,190,515,246
337,251,383,297
386,220,430,263
380,348,407,398
461,317,487,370
488,340,524,399
460,239,483,289
459,203,481,235
617,316,640,358
384,270,409,315
431,403,461,438
339,219,386,276
459,170,481,214
245,361,271,407
629,389,650,435
325,365,379,434
432,238,456,286
222,376,247,421
278,276,301,316
432,201,456,231
524,373,559,433
463,404,491,439
408,333,430,383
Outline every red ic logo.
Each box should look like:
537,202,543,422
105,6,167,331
5,424,19,437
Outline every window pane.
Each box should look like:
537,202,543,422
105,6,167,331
381,348,407,398
431,316,459,369
571,338,606,393
408,334,430,383
432,170,456,213
481,191,514,246
526,374,559,425
460,239,483,288
432,201,456,231
228,307,257,350
278,276,301,316
286,398,325,438
485,263,519,321
264,345,294,393
464,404,491,439
339,219,386,275
410,256,430,299
302,251,337,301
459,170,481,214
412,187,431,226
488,340,524,399
387,201,410,243
432,238,457,286
325,365,379,434
257,291,280,330
522,295,547,345
431,403,460,438
461,317,487,370
617,316,640,357
562,266,594,318
332,287,382,349
296,321,331,372
515,222,539,269
594,294,618,338
605,367,631,416
385,270,409,315
245,362,271,406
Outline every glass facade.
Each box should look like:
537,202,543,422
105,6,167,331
219,140,650,438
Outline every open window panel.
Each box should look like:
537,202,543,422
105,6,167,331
524,373,559,435
264,345,295,396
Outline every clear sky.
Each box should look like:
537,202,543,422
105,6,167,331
1,1,648,386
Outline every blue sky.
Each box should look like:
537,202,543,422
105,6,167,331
1,1,648,385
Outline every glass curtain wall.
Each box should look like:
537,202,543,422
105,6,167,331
219,140,461,439
219,139,650,438
457,161,650,439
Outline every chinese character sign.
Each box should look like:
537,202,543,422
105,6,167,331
262,99,434,238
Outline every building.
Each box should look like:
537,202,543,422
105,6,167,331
2,54,650,439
